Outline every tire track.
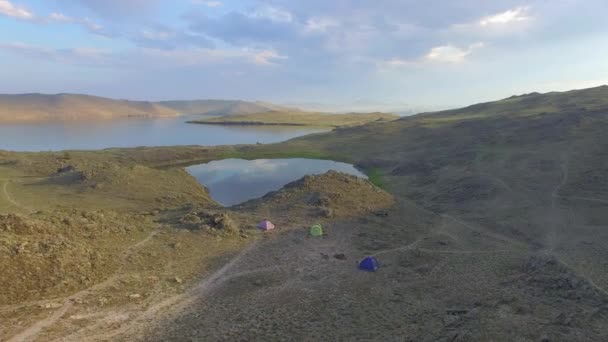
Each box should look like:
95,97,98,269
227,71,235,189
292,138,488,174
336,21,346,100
4,230,160,342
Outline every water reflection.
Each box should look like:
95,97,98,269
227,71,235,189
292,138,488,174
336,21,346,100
186,158,367,206
0,116,329,151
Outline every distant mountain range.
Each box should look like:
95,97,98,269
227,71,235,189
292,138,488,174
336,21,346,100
0,94,297,123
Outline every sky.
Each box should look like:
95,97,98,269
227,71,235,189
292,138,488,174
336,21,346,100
0,0,607,110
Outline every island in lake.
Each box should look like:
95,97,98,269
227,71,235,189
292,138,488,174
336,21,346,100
187,110,399,127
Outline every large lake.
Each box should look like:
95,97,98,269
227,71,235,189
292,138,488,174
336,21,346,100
186,158,367,206
0,116,328,152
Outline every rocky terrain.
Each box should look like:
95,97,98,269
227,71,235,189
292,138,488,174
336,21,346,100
1,85,608,341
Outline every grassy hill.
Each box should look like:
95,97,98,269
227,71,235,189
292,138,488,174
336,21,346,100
189,110,399,127
158,100,295,116
416,85,608,123
0,94,296,123
0,94,179,123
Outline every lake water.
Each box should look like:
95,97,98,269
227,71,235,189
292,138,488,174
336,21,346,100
186,158,367,206
0,116,328,152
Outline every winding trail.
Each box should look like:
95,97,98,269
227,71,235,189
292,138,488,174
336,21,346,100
546,154,570,252
1,180,34,214
63,240,261,342
542,153,608,297
6,302,75,342
4,229,160,342
559,195,608,205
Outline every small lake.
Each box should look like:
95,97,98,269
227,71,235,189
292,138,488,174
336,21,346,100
0,116,328,152
186,158,367,206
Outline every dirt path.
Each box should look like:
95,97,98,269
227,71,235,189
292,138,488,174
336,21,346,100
62,240,261,342
1,180,34,214
555,257,608,298
6,302,75,342
4,230,160,342
559,195,608,205
441,214,528,249
546,154,570,252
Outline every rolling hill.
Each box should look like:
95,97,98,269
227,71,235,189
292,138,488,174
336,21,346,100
0,94,297,123
0,94,179,123
158,100,295,116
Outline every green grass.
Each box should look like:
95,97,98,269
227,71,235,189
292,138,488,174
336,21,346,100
218,148,354,164
364,168,387,189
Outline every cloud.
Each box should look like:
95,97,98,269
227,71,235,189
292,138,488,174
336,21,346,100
250,49,287,65
250,5,293,23
304,17,339,33
425,42,484,63
479,7,531,27
46,13,107,35
0,0,33,20
379,42,484,69
0,42,114,67
0,41,287,69
0,1,107,36
192,0,222,7
64,0,159,19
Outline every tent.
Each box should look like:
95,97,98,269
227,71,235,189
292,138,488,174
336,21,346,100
310,224,324,237
359,256,379,272
257,219,275,231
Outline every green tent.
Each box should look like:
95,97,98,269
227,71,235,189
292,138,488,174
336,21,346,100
310,224,324,237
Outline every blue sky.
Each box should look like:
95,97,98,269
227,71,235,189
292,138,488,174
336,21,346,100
0,0,607,110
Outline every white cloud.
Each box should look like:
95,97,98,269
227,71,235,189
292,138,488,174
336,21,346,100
141,29,173,41
0,42,114,67
480,7,531,27
250,49,287,65
304,17,338,33
379,42,484,70
424,42,484,63
192,0,222,7
250,6,293,23
46,13,105,35
0,2,106,36
0,0,33,20
48,12,71,23
0,41,288,69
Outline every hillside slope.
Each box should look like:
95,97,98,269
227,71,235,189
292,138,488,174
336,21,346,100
158,100,294,116
153,85,608,340
416,85,608,123
0,94,297,123
0,94,179,123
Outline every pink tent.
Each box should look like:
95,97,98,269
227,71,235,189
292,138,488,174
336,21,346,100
257,219,275,231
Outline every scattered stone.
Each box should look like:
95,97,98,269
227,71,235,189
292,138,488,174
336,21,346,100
129,294,141,299
320,253,330,260
446,308,469,315
333,253,347,260
40,302,63,309
57,165,76,174
320,207,334,218
173,276,184,284
253,279,263,286
374,210,389,217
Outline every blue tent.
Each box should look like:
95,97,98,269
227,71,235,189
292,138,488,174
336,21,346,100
359,256,379,271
